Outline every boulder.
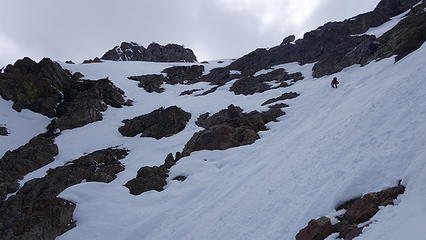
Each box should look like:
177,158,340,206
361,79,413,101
0,58,74,117
128,74,166,93
183,105,284,156
101,42,197,62
125,153,181,195
119,106,191,139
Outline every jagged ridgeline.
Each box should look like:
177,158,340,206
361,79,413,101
0,0,425,239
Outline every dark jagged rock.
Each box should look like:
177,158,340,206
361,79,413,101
196,86,220,96
65,61,75,64
56,78,128,130
162,65,205,85
179,88,204,96
0,133,58,201
295,184,406,240
281,35,296,45
0,58,74,117
261,92,300,106
230,69,303,95
82,57,102,64
101,42,197,62
119,106,191,139
128,74,166,93
201,0,423,80
296,217,334,240
0,126,8,136
182,105,284,156
125,152,182,195
268,103,289,109
0,147,128,240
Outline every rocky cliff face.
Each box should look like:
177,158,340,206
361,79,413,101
101,42,197,62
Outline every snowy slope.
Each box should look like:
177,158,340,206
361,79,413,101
28,41,426,240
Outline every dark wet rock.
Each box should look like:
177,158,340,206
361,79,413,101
0,58,74,117
230,69,303,95
162,65,204,85
0,134,58,201
65,61,75,64
82,57,102,64
0,126,8,136
173,176,187,182
183,105,284,156
0,147,128,240
281,35,296,45
296,217,334,240
179,88,204,96
128,74,165,93
296,184,405,240
125,153,181,195
261,92,300,106
119,106,191,139
56,78,128,130
101,42,197,62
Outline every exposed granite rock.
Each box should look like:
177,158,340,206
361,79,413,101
0,126,8,136
101,42,197,62
125,152,182,195
0,147,128,240
182,105,284,156
56,78,128,130
162,65,204,84
230,69,303,95
119,106,191,139
0,133,58,201
0,58,74,117
179,88,204,96
295,184,406,240
261,92,300,106
128,74,166,93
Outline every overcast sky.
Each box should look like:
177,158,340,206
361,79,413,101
0,0,381,66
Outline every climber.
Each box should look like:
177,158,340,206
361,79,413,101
331,77,339,88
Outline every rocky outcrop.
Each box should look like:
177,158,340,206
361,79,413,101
230,69,303,95
281,35,296,45
55,78,129,130
0,58,74,117
162,65,205,85
119,106,191,139
125,152,182,195
0,126,8,136
179,88,203,96
0,148,128,240
128,74,166,93
82,57,102,64
101,42,197,62
201,0,424,81
261,92,300,106
0,133,58,201
182,105,284,156
296,184,406,240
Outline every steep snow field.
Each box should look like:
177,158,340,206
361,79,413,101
30,42,426,240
